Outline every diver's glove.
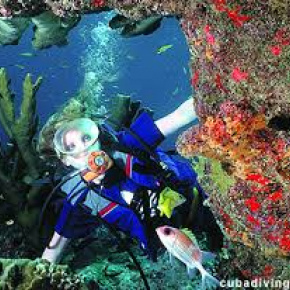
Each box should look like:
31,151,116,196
108,94,153,131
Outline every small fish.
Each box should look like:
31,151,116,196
19,52,36,57
14,64,25,70
157,44,173,54
126,55,135,60
183,67,188,75
172,87,179,96
157,187,186,218
156,226,219,289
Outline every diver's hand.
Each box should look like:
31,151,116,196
155,98,198,137
42,232,69,264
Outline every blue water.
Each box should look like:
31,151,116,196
0,13,192,149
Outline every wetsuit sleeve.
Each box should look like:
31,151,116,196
55,198,99,239
55,183,99,239
117,111,165,150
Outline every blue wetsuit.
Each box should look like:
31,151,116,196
55,112,202,251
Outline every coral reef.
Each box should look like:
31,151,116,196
0,68,41,179
177,100,290,280
181,1,290,122
0,0,98,18
0,68,60,248
0,258,89,290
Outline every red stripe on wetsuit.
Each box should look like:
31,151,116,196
125,154,133,178
98,202,118,217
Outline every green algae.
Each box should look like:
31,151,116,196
192,156,235,195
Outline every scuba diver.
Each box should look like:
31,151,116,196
41,98,216,264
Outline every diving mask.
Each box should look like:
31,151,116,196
53,118,100,157
53,118,113,176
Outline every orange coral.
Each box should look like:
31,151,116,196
177,101,271,179
177,101,290,261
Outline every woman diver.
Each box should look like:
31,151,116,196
41,98,209,264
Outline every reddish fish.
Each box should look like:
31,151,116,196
156,226,219,289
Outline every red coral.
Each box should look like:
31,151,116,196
279,235,290,251
267,189,283,202
215,74,228,93
231,67,248,82
264,233,278,242
246,215,260,226
225,6,251,27
269,45,282,56
245,196,261,212
204,25,216,45
191,71,199,89
262,265,274,277
266,215,276,226
212,0,227,12
246,174,271,186
91,0,105,7
274,28,290,46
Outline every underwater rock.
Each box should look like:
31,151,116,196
0,0,93,18
177,100,290,281
0,0,184,19
31,11,81,49
108,14,132,29
180,1,290,120
0,18,30,45
226,243,290,282
0,0,184,47
0,11,81,48
109,14,163,37
0,258,90,290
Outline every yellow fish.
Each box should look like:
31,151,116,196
156,44,173,54
157,187,186,218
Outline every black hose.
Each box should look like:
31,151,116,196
95,214,150,290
